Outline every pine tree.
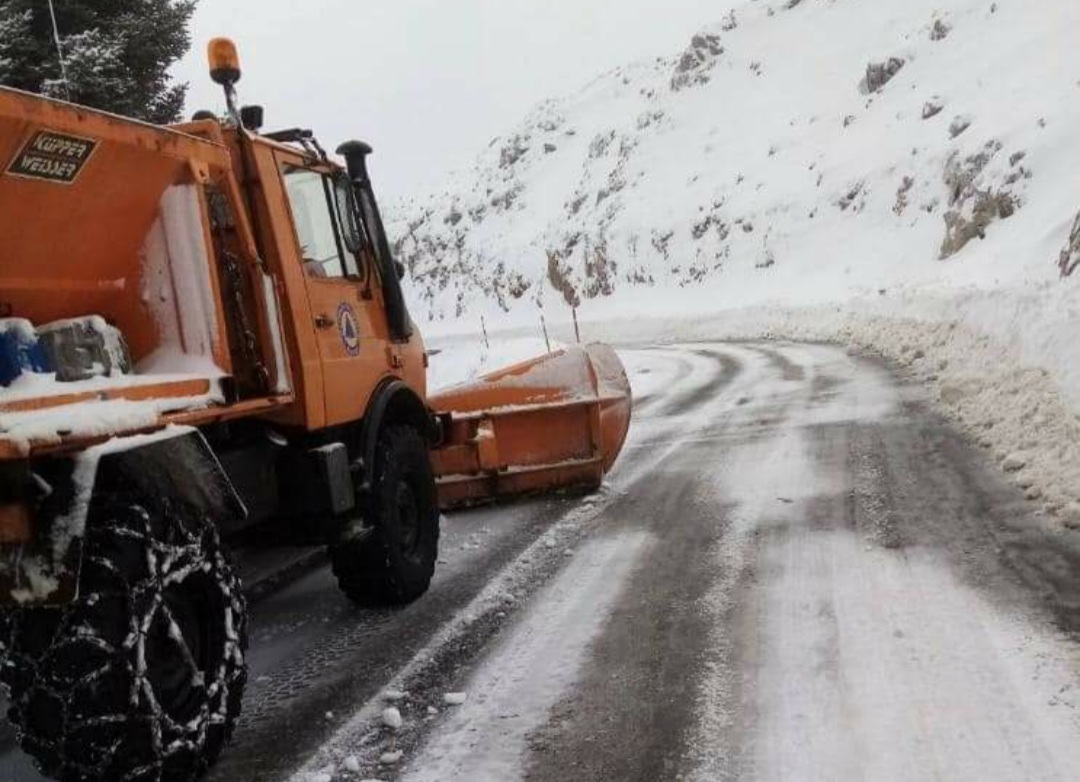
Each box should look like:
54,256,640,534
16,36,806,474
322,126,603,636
0,0,196,124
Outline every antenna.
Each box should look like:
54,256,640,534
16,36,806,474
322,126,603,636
46,0,71,100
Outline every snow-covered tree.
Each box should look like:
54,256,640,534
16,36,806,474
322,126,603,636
0,7,34,84
0,0,196,123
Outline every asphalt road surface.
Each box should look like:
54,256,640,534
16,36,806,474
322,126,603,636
4,342,1080,782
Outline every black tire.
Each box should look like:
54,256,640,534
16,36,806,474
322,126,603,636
331,425,440,606
0,495,247,782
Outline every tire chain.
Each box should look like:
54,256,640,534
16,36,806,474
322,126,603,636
0,499,247,782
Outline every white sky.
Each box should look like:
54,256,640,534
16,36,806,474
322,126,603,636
173,0,727,200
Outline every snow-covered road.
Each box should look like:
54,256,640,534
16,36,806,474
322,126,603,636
4,342,1080,782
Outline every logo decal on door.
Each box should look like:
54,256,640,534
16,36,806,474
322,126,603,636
337,302,360,356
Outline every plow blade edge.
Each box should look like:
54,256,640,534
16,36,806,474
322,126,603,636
430,343,632,510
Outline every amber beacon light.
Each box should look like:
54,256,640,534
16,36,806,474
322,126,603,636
208,37,241,85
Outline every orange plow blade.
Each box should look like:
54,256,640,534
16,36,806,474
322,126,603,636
430,343,632,510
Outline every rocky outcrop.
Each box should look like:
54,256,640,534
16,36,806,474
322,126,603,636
862,57,905,93
939,141,1027,259
671,33,724,91
1058,212,1080,277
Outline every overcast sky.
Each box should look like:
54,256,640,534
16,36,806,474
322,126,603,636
173,0,727,200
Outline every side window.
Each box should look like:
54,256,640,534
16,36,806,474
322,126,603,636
283,168,361,279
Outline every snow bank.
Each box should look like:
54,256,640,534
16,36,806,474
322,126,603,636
567,304,1080,531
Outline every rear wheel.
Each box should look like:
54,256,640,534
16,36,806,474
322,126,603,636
331,425,440,605
0,495,247,782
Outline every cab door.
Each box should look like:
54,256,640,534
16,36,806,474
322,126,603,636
279,161,392,426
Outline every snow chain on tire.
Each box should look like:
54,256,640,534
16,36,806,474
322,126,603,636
0,495,248,782
331,425,440,606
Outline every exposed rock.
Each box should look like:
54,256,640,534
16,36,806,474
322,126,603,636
691,213,730,241
1057,210,1080,277
930,18,952,41
922,100,944,119
651,230,674,260
672,33,724,91
893,175,915,215
838,181,866,212
862,57,905,93
535,113,563,133
588,130,616,159
949,115,973,138
498,134,530,168
489,182,523,212
543,143,557,154
941,191,1015,258
943,142,999,204
546,250,580,307
939,141,1020,258
582,241,617,298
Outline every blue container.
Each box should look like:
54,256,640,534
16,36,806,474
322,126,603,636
0,319,48,387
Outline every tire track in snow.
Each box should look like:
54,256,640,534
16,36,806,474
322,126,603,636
521,343,819,782
627,350,694,414
687,346,1080,782
272,343,716,781
655,348,743,419
397,531,652,782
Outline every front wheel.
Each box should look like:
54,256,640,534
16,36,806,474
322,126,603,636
0,495,247,782
331,425,440,606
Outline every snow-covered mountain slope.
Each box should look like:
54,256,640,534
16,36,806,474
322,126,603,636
391,0,1080,328
397,0,1080,530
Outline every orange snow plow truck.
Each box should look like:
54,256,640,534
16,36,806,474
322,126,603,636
0,39,630,782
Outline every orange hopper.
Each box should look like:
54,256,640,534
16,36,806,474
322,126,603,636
430,343,632,509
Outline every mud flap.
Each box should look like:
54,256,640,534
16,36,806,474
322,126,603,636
0,426,245,606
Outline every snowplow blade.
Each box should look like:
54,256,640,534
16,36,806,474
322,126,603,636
430,343,632,510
